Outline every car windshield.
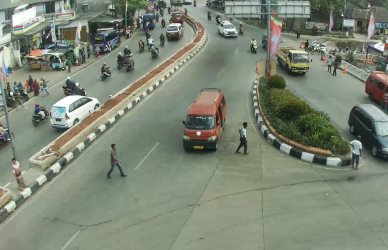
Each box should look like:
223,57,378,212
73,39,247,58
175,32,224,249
167,26,178,31
94,34,104,42
292,53,309,63
223,24,234,29
375,121,388,136
185,115,215,130
52,106,66,117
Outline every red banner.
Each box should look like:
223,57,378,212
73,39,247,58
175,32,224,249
269,16,283,58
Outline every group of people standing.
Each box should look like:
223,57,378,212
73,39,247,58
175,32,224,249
327,54,341,76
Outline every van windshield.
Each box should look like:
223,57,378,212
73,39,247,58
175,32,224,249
292,53,309,63
375,121,388,136
185,115,215,130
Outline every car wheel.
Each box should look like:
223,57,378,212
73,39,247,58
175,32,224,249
372,146,378,157
349,124,357,135
73,118,79,126
94,104,100,110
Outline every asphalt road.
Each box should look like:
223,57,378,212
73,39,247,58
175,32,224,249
3,4,388,250
276,35,388,171
0,17,194,186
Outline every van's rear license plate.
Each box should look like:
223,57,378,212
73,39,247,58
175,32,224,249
55,118,61,122
193,146,204,150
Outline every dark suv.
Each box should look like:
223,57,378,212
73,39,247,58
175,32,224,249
348,104,388,158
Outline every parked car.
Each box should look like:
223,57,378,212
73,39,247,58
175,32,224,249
50,95,100,129
218,21,237,38
348,104,388,158
166,23,184,40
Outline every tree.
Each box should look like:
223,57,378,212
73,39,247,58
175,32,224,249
115,0,149,18
310,0,345,17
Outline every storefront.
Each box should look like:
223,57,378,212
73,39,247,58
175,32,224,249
376,22,388,35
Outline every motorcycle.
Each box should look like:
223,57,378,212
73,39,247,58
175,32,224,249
62,85,87,96
150,46,159,59
208,13,211,21
194,0,197,6
160,36,165,47
250,43,258,54
161,19,166,28
0,128,11,144
122,55,135,72
6,92,17,108
139,42,145,52
32,107,49,127
15,89,29,102
101,67,111,81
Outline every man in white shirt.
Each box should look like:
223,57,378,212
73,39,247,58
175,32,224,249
350,140,362,170
236,122,248,154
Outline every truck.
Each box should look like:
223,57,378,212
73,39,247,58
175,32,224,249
276,47,310,75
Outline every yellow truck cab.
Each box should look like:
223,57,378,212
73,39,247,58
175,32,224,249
277,47,310,75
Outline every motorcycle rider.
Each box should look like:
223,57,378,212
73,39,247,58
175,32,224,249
194,0,197,7
101,63,110,77
147,36,155,50
65,76,76,90
208,11,211,21
160,33,165,46
161,18,166,28
250,38,258,52
150,45,159,58
34,104,46,119
123,46,131,56
117,52,124,65
216,14,221,24
139,39,145,52
0,123,10,141
239,23,244,34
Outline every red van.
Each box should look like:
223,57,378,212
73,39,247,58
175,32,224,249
182,88,227,151
365,71,388,105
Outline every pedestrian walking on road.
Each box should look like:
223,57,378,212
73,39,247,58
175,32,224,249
327,55,334,73
32,79,40,96
28,75,33,92
87,45,91,59
236,122,248,154
304,39,309,52
12,158,27,191
66,57,71,72
296,26,300,39
107,144,127,178
40,78,49,95
350,139,362,170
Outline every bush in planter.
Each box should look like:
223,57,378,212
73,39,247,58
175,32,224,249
270,89,309,120
297,112,332,135
268,74,286,89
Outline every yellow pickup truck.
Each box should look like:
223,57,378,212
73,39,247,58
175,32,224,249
277,47,310,75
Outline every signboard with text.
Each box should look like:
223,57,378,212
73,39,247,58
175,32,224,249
343,19,355,28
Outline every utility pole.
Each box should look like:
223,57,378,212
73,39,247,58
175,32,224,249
265,0,271,78
0,77,17,160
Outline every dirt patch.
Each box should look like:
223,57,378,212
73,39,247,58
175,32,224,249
48,17,204,154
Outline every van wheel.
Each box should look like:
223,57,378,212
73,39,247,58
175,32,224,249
73,119,79,126
94,104,100,110
372,146,378,157
369,93,375,102
287,65,292,74
212,140,219,151
349,124,357,135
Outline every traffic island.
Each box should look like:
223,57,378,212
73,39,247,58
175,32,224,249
252,77,352,167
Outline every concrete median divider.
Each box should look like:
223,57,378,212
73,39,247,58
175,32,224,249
0,14,207,224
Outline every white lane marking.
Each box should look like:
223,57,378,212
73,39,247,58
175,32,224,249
4,182,11,188
216,68,225,78
61,230,80,250
135,142,160,170
234,48,239,54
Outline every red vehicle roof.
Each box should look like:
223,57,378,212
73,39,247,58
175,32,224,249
187,89,222,116
371,71,388,83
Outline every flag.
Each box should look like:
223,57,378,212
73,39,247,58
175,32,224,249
75,22,82,46
269,16,283,58
1,56,8,82
125,0,128,16
329,11,334,32
366,12,375,44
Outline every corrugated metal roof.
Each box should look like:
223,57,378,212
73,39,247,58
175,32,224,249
0,0,53,11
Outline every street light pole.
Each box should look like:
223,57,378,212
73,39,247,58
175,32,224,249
0,77,17,160
265,0,271,78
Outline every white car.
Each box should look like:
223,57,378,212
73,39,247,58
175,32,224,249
218,21,238,38
50,95,100,129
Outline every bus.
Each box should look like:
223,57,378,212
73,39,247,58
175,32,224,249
93,28,120,53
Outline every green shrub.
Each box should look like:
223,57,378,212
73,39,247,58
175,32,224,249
297,113,332,134
330,136,351,155
270,89,309,120
268,74,286,89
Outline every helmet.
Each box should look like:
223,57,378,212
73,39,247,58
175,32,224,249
35,104,39,107
125,46,128,48
118,52,121,55
9,91,13,97
75,82,80,87
67,76,70,80
103,63,106,66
